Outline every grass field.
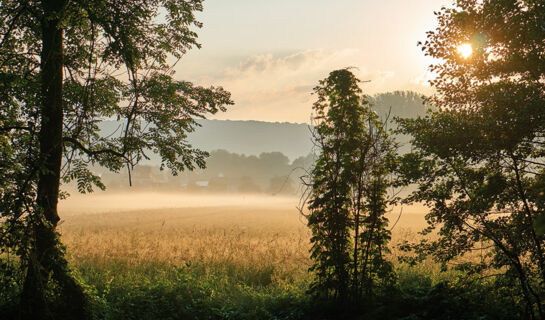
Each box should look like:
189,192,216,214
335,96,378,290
49,192,512,319
58,192,429,274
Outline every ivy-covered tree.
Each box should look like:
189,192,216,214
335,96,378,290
0,0,232,318
399,1,545,318
305,69,396,303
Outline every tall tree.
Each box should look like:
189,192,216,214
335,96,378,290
399,1,545,318
0,0,232,318
305,69,396,302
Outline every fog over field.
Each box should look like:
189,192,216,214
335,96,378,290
59,192,298,215
56,191,428,285
58,191,428,231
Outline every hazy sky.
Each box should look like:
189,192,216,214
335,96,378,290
176,0,452,123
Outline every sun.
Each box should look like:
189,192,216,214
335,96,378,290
457,43,473,59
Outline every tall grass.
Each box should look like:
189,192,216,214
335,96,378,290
56,203,314,319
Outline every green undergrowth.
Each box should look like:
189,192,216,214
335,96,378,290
77,259,311,320
1,258,520,319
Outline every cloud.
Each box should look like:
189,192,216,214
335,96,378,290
217,49,360,85
411,71,434,87
206,49,390,122
406,71,437,95
180,49,428,123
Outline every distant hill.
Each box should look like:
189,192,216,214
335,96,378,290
98,91,429,165
98,119,313,163
188,91,429,159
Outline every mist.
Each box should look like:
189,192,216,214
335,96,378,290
59,191,299,215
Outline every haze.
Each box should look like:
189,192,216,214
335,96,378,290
59,192,298,215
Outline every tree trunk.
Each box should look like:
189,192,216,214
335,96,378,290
20,1,88,319
37,0,64,228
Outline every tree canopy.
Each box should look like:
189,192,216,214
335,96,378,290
399,1,545,318
0,0,232,318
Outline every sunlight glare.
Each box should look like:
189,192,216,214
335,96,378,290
457,43,473,59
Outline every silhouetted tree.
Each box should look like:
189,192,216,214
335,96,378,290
399,1,545,318
0,1,232,318
305,69,396,302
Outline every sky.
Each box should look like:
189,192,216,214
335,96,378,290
175,0,452,123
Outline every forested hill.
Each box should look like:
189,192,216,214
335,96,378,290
99,91,429,163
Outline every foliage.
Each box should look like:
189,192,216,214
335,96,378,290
0,256,521,320
304,69,397,302
0,0,232,317
399,0,545,318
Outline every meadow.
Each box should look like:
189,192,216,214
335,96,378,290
58,192,429,277
0,192,516,319
48,192,513,320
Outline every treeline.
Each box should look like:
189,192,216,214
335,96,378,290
98,150,315,195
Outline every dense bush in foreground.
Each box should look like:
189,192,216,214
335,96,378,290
0,258,519,320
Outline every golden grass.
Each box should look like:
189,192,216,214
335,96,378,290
58,192,430,278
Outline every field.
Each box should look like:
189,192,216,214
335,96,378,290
0,192,512,319
59,193,311,281
59,192,429,275
55,192,460,319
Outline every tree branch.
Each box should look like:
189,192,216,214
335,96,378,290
63,136,126,159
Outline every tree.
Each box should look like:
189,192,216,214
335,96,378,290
304,69,396,303
399,1,545,318
0,1,232,318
